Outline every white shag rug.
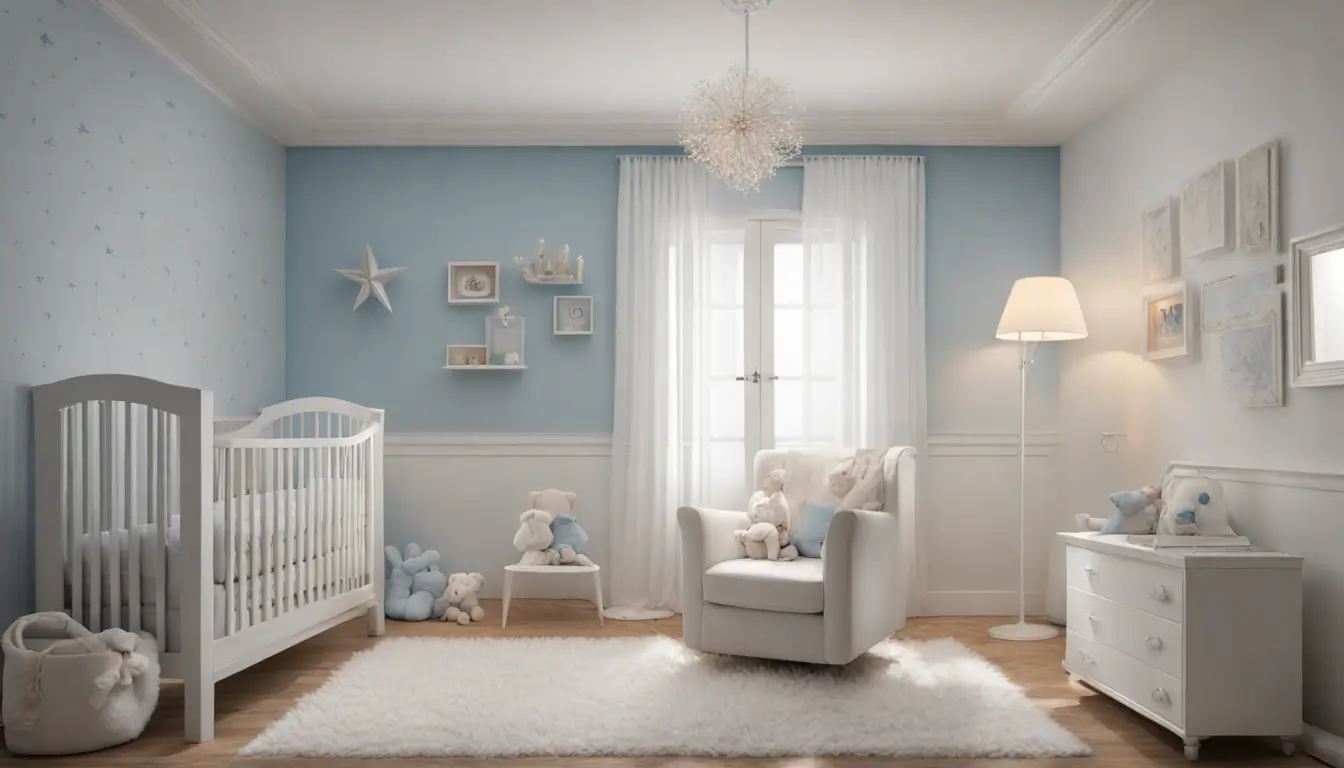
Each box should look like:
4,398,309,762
242,636,1088,758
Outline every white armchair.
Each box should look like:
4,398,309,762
678,446,916,665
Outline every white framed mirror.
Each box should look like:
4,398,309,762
1289,224,1344,387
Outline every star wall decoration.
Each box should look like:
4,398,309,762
335,243,407,312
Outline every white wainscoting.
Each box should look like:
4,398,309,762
384,431,1059,616
384,433,613,601
921,432,1059,617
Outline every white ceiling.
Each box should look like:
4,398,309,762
96,0,1271,147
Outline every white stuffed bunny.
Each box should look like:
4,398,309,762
440,572,486,625
737,469,798,560
513,509,560,566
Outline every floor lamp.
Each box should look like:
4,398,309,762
990,276,1088,642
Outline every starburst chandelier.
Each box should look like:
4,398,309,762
679,0,803,194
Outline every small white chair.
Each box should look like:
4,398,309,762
678,447,915,665
501,564,604,628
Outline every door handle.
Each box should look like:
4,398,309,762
735,372,762,384
767,375,779,381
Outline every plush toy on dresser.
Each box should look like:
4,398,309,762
1076,485,1161,534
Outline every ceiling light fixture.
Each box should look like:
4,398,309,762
679,0,803,194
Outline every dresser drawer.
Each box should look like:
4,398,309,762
1067,630,1184,729
1067,545,1184,623
1066,587,1183,678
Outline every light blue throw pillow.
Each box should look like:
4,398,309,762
795,500,838,558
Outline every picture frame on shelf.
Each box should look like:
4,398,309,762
446,345,489,368
1142,280,1195,362
485,315,525,367
554,295,594,335
447,262,500,304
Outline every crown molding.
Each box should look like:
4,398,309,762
1007,0,1157,119
300,114,1056,148
163,0,316,121
95,0,293,143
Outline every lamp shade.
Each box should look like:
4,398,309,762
996,276,1088,342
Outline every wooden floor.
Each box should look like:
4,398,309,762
0,601,1312,767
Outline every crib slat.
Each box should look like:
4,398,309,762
263,446,274,621
154,409,168,651
225,448,236,634
305,446,314,605
87,401,101,632
251,447,261,625
68,405,83,625
104,400,121,630
127,402,140,633
283,445,292,615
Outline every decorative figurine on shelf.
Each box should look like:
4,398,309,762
498,306,512,327
467,354,481,366
514,239,582,284
504,351,521,366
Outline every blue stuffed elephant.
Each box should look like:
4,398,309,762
384,543,448,621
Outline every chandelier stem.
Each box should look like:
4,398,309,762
744,11,751,76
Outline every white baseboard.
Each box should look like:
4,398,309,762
1304,724,1344,767
922,590,1047,617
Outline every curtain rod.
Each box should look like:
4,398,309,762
613,155,924,165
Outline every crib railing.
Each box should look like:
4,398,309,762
213,427,378,636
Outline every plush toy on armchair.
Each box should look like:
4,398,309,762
735,469,798,561
1076,485,1161,535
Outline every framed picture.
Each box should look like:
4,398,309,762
1236,140,1279,254
1179,160,1232,258
1201,266,1279,332
485,315,525,367
447,262,500,304
1219,292,1283,408
1142,280,1194,361
1142,197,1179,282
554,295,594,336
445,345,489,368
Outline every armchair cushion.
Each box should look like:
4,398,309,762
795,500,837,558
703,558,825,614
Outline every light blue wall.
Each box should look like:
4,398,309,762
287,146,1059,434
0,0,286,625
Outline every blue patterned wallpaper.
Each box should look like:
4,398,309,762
0,0,286,625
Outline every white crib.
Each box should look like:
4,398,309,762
31,374,386,743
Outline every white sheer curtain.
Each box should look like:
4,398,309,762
608,156,711,619
802,155,927,610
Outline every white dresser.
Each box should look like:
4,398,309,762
1059,532,1303,760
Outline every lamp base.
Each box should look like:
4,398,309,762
989,621,1059,642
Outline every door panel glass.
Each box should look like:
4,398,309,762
773,380,805,442
773,308,804,377
709,242,744,306
773,243,805,305
708,309,743,378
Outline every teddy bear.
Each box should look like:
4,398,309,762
529,489,596,566
1076,486,1160,535
735,469,798,561
439,571,486,625
1158,478,1237,536
384,543,448,621
513,509,560,566
826,452,885,511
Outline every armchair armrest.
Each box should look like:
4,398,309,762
822,508,906,664
678,505,750,650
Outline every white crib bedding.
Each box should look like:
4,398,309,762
67,481,361,591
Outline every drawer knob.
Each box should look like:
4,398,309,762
1086,613,1099,623
1083,566,1099,576
1146,635,1164,650
1151,688,1171,706
1150,585,1170,602
1079,651,1095,665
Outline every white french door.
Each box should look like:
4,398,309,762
700,219,846,509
